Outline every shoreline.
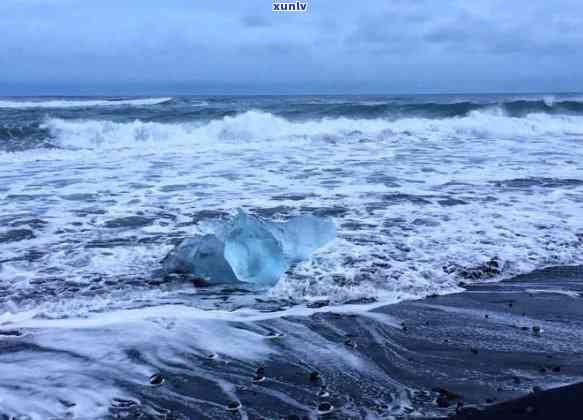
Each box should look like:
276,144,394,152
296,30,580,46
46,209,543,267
2,265,583,419
110,265,583,419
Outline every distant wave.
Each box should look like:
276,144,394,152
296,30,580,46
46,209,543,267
38,108,583,151
0,97,173,109
290,97,583,119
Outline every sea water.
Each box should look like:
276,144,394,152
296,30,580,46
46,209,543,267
1,94,583,418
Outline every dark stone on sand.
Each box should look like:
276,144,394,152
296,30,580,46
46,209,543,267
344,337,357,348
253,374,266,383
317,402,334,415
309,371,321,382
0,229,35,243
149,373,164,386
104,216,154,228
226,401,241,411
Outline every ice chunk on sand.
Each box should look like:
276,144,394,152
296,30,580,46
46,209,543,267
162,234,239,283
272,213,338,262
223,210,287,285
162,210,336,285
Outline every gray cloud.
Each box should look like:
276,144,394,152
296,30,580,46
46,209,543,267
242,15,272,28
0,0,581,94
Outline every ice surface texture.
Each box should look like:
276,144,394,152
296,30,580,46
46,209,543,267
163,210,336,285
162,234,239,283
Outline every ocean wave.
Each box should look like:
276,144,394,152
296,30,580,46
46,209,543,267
0,97,172,109
2,106,583,312
38,108,583,151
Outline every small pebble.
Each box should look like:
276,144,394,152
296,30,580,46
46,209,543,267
266,331,283,339
253,374,266,383
206,353,218,360
532,326,542,337
149,373,164,386
344,338,357,349
317,402,334,415
318,389,330,398
309,371,321,382
226,401,241,411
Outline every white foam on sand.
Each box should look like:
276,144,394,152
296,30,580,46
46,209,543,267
0,300,404,419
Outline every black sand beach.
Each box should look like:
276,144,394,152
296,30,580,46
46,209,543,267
107,265,583,419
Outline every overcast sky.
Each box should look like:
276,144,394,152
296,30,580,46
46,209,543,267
0,0,581,95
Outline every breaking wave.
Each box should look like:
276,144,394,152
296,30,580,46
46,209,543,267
40,108,583,151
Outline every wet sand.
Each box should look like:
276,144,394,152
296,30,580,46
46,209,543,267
104,265,583,419
447,381,583,419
